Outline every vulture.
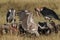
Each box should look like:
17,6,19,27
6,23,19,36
35,7,60,21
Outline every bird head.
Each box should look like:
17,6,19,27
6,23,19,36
34,7,43,17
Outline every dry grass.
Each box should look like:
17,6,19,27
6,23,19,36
0,32,60,40
0,0,60,40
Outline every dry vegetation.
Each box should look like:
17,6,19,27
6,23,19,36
0,0,60,40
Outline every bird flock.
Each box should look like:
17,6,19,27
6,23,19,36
0,7,60,37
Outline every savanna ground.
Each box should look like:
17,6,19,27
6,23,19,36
0,0,60,40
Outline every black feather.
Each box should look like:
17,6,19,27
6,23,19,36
40,7,60,20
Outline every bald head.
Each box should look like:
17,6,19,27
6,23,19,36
34,7,44,12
